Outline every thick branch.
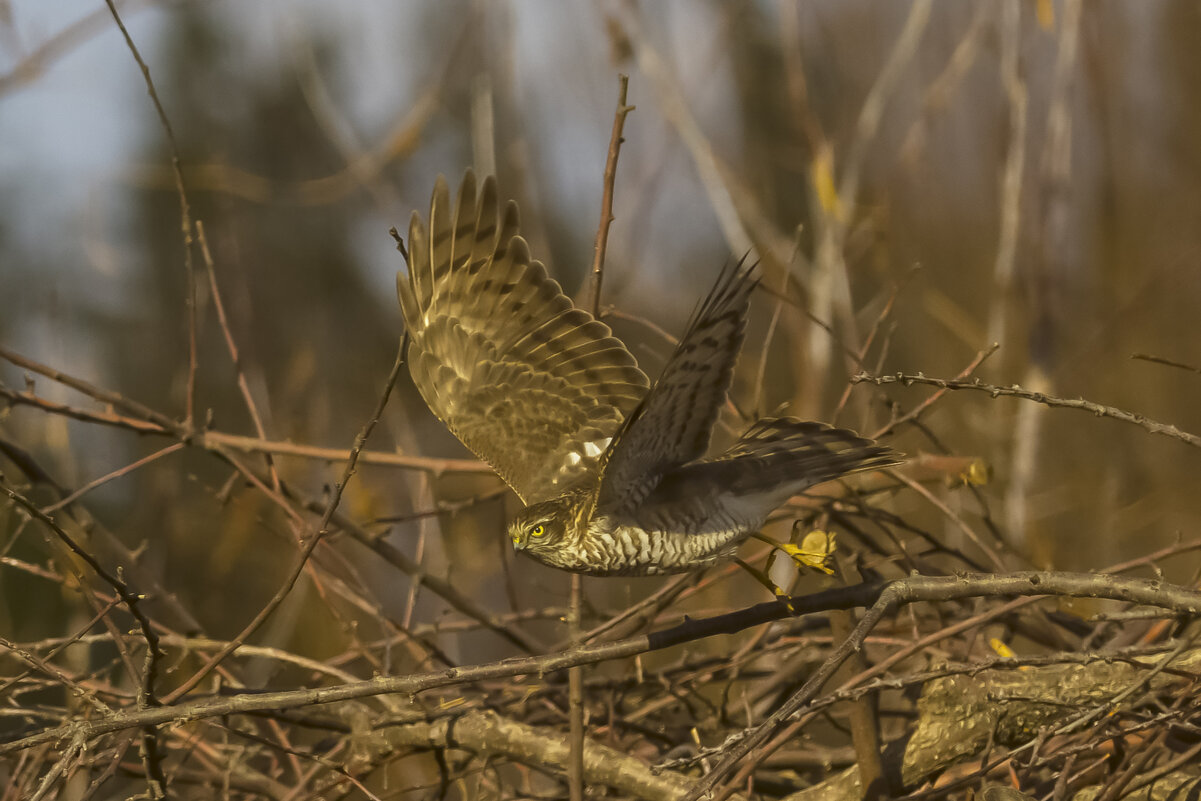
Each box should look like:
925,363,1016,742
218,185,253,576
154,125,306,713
784,648,1201,801
386,709,706,801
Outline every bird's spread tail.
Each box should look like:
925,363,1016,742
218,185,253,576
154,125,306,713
700,417,899,498
630,417,899,535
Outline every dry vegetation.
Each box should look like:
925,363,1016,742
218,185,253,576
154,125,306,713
2,2,1201,800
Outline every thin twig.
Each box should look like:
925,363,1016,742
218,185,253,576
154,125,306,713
690,594,895,801
854,371,1201,449
572,72,636,801
619,7,789,264
894,470,1008,571
196,220,281,489
0,385,527,653
586,73,633,318
831,276,908,425
898,3,992,167
1131,352,1201,376
204,431,488,473
988,0,1026,350
163,336,409,702
1,480,165,799
0,436,208,633
715,595,1042,778
0,345,181,432
0,485,163,703
835,0,933,228
105,0,197,434
568,575,585,801
0,602,122,706
868,344,999,439
0,1,150,96
0,383,488,473
40,443,185,513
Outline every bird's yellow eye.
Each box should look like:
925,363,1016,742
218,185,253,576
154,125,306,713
531,524,545,537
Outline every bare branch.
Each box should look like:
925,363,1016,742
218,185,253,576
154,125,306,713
854,372,1201,449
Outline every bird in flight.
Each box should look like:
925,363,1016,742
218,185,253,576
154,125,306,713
397,172,898,578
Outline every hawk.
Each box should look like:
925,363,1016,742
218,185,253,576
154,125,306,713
397,172,898,577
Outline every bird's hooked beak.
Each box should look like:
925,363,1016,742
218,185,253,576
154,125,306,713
511,531,526,551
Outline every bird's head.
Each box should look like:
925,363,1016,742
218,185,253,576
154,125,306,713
508,498,573,558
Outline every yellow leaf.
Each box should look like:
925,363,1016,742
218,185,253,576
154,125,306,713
963,459,992,486
1036,0,1055,30
811,147,843,222
989,637,1030,669
989,637,1017,658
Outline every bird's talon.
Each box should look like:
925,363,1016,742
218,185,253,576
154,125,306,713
774,593,799,615
780,530,838,575
779,543,833,573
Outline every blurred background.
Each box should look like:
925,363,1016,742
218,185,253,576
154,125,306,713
3,0,1201,698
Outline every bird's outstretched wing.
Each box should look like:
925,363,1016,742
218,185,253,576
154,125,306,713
630,418,901,535
594,260,757,515
397,171,650,504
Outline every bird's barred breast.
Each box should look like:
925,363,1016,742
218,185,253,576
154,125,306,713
570,520,746,576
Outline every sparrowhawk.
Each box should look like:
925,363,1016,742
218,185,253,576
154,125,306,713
397,172,898,576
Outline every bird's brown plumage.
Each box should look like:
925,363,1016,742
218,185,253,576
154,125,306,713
399,172,900,575
397,171,649,504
